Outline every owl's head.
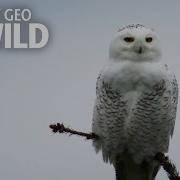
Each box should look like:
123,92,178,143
109,24,161,62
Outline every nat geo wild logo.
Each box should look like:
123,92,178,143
0,8,49,48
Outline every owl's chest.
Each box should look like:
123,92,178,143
104,61,166,93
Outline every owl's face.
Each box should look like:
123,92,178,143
109,25,161,62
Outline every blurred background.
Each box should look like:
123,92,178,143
0,1,180,180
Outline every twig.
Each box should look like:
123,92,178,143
49,123,179,180
49,123,99,140
155,153,180,180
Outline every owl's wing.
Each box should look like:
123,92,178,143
169,74,178,136
127,69,178,164
92,71,128,163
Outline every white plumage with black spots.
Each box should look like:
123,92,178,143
92,24,178,180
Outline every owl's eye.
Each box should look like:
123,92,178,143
124,37,134,43
145,37,153,43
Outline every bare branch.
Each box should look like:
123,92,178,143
155,153,180,180
49,123,180,180
49,123,99,140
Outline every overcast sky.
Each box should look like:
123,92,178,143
0,1,180,180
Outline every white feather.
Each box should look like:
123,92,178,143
92,25,178,176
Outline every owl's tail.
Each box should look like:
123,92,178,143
114,155,160,180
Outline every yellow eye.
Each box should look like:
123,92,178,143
146,37,153,43
124,37,134,43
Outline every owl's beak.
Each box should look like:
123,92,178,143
135,46,144,54
138,47,143,54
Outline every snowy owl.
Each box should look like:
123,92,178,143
92,24,178,180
